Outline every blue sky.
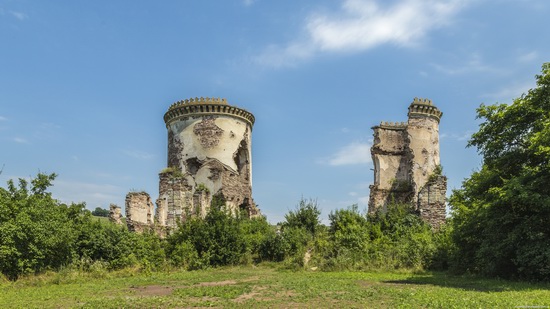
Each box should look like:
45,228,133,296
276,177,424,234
1,0,548,223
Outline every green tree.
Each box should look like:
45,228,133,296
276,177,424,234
282,198,321,237
0,173,82,280
91,207,109,217
449,63,550,280
328,204,369,252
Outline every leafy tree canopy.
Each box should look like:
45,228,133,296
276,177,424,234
449,63,550,280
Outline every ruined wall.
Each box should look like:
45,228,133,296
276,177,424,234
125,192,155,233
109,203,122,225
371,122,409,189
417,176,447,229
369,98,446,227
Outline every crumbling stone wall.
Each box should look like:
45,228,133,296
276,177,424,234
125,192,155,233
417,176,447,229
369,98,446,227
109,203,122,225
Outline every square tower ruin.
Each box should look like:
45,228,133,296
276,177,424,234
369,98,447,228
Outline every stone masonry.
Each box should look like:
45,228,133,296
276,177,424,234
125,192,155,232
369,98,447,228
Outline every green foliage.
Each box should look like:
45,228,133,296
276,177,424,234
281,198,321,237
0,173,167,280
195,183,210,193
329,204,369,252
0,173,81,280
91,207,109,217
160,166,184,178
259,198,323,267
321,203,442,271
449,63,550,281
166,195,273,269
428,164,444,182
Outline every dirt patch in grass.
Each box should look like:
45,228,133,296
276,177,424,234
131,285,174,296
196,279,237,287
234,285,267,303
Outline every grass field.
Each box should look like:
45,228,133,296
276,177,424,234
1,264,549,308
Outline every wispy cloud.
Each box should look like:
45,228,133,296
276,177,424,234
518,51,538,63
243,0,256,7
123,149,155,160
9,10,28,21
13,137,29,144
431,53,501,75
254,0,469,67
440,130,474,142
0,116,7,121
481,81,535,103
52,179,122,208
321,141,372,166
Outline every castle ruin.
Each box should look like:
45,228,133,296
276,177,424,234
368,98,447,228
123,97,260,232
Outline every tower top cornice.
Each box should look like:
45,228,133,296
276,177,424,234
164,97,255,127
407,97,443,123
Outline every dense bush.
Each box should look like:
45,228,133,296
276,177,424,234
166,195,273,269
320,203,441,271
0,173,166,280
0,174,447,280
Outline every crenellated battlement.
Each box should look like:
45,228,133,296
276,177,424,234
376,121,407,130
164,97,255,127
408,97,442,123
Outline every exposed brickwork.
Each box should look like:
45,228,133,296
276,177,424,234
417,176,447,229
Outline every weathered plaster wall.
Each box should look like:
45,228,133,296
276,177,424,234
407,116,440,202
369,98,446,228
154,97,259,229
371,124,408,189
164,115,254,217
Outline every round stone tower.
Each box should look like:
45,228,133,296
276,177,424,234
156,97,259,227
406,97,443,199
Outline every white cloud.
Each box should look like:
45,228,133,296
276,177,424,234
255,0,469,67
9,10,28,21
323,141,372,166
243,0,256,6
0,116,7,121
